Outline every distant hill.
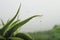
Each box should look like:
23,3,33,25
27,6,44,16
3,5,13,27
28,25,60,40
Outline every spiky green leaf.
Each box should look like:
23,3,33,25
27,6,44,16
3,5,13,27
9,20,20,28
0,4,21,35
4,15,41,37
4,20,20,35
0,19,5,26
15,33,32,40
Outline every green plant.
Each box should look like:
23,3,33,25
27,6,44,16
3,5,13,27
0,4,42,40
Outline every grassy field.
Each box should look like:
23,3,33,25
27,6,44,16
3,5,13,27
28,25,60,40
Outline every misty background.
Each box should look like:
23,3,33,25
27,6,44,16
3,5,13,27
0,0,60,32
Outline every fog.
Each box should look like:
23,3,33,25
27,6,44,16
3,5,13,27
0,0,60,32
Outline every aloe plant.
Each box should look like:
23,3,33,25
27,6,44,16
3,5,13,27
0,4,42,40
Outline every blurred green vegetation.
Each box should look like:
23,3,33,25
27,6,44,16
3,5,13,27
28,25,60,40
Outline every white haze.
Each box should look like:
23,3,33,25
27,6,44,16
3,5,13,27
0,0,60,32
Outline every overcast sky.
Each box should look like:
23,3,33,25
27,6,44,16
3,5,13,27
0,0,60,32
